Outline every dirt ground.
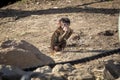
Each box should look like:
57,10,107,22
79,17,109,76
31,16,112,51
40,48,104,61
0,0,120,63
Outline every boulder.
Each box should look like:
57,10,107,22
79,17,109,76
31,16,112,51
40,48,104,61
92,62,115,80
77,73,95,80
0,40,54,69
22,71,65,80
34,66,52,73
0,64,25,80
52,64,64,73
105,60,120,79
21,72,49,80
71,69,95,80
63,63,74,72
67,76,75,80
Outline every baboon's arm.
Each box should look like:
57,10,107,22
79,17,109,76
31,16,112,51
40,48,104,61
58,31,68,42
59,29,73,41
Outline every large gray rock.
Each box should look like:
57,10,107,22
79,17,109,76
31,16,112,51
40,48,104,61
0,64,25,80
0,40,54,69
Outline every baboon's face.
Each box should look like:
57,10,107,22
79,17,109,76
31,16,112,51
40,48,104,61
59,21,70,29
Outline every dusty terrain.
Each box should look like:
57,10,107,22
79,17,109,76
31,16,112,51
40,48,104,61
0,0,120,80
0,0,120,65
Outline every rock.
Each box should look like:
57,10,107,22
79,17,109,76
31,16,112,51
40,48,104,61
0,39,15,48
32,78,41,80
52,72,66,80
34,66,52,73
67,76,75,80
52,64,64,73
0,64,25,80
98,30,115,36
68,74,95,80
105,60,120,79
51,64,74,80
92,63,115,80
71,68,95,80
72,68,86,76
21,72,49,80
63,63,74,72
51,76,65,80
52,63,73,72
77,73,95,80
22,72,65,80
0,40,54,69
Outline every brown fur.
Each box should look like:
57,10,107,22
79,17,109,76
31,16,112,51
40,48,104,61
51,27,73,52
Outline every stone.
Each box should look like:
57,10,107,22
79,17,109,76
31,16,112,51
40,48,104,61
34,66,52,73
68,74,95,80
78,73,95,80
51,73,66,80
71,68,95,80
63,63,74,71
0,40,54,69
105,60,120,79
92,63,115,80
31,78,41,80
71,69,84,76
0,64,25,80
22,72,48,80
30,72,65,80
52,64,64,73
67,76,75,80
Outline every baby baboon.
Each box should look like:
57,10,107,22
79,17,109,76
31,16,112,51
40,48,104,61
51,18,73,53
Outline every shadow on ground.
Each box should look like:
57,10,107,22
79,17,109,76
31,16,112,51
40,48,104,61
63,49,110,53
0,6,119,19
